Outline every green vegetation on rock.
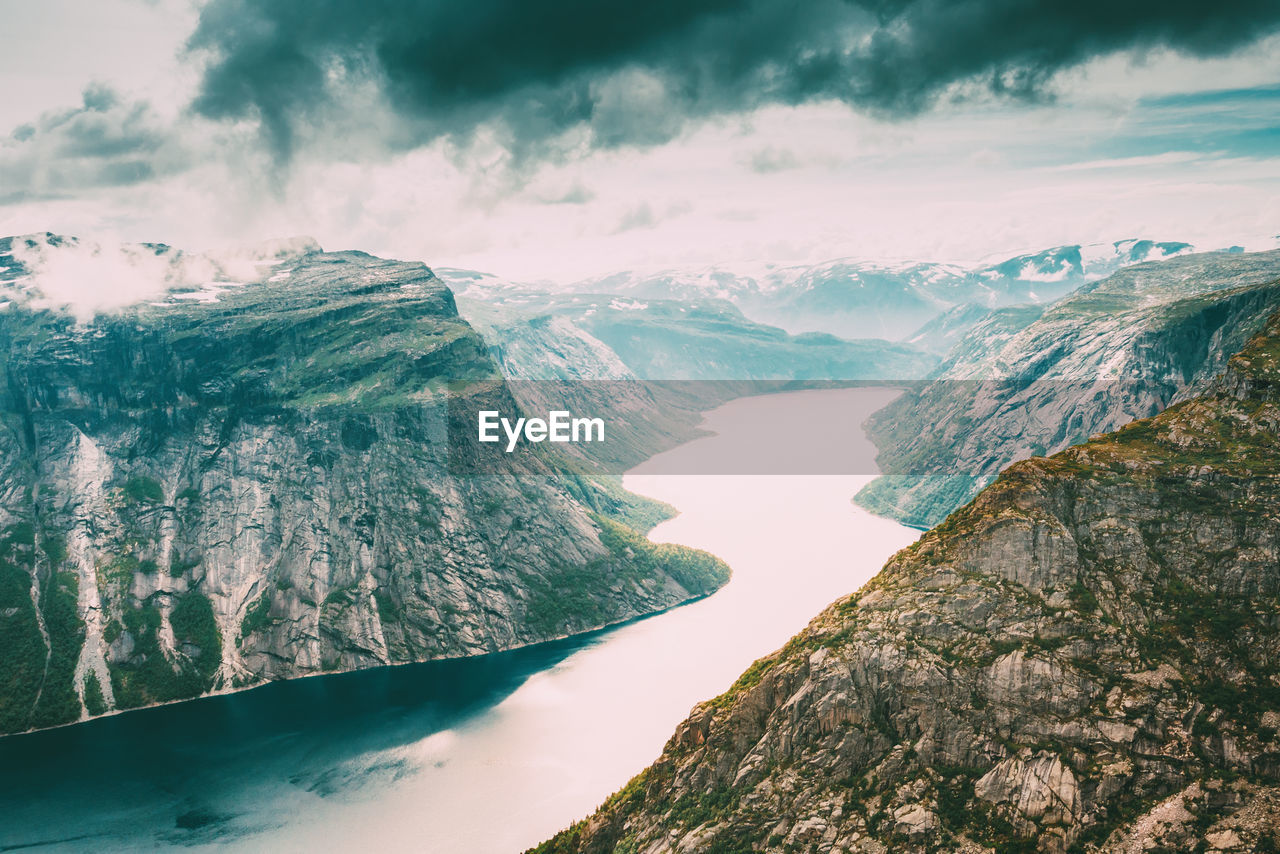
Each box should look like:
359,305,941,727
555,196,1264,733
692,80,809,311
0,524,46,733
522,516,729,638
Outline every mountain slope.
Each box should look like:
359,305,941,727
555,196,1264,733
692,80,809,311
533,309,1280,853
857,249,1280,528
0,235,729,736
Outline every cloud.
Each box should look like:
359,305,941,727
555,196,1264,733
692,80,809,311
0,84,189,202
2,234,188,319
747,146,801,173
0,233,317,321
613,202,657,233
1050,151,1205,171
539,181,596,205
185,0,1280,171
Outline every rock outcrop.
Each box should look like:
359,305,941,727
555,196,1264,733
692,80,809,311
533,309,1280,852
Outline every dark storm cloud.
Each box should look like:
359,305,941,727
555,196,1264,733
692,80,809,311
179,0,1280,167
0,84,186,202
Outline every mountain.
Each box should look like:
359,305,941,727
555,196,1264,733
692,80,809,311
566,239,1196,341
905,302,1003,356
454,289,939,382
532,301,1280,853
0,235,729,737
856,249,1280,528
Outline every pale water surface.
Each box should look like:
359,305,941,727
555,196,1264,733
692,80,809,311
0,387,919,853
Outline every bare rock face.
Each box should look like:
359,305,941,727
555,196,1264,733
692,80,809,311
532,311,1280,852
0,238,728,736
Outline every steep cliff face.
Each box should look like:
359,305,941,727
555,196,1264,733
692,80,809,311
857,249,1280,528
0,237,728,736
534,310,1280,853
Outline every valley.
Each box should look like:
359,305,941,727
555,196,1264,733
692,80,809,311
534,288,1280,854
3,236,1280,854
0,387,917,853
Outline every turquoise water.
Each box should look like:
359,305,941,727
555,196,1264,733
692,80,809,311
0,634,598,850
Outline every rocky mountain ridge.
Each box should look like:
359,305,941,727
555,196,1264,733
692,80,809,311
856,248,1280,528
0,235,729,736
533,304,1280,852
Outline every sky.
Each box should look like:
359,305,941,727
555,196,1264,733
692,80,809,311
0,0,1278,283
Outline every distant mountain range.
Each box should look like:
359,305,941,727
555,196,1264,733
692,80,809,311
454,289,937,382
450,283,941,475
550,239,1202,341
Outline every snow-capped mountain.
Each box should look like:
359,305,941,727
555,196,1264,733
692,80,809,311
563,239,1196,340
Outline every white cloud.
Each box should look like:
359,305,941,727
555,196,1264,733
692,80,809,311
6,235,186,319
1049,151,1205,172
1,232,315,321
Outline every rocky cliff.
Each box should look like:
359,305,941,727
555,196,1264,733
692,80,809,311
0,235,729,736
857,249,1280,528
533,309,1280,852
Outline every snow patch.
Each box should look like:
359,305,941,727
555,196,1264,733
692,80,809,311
1016,260,1074,283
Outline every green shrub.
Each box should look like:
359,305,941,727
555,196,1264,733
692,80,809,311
111,596,221,709
169,554,201,577
170,592,222,686
1069,581,1099,613
103,620,123,645
374,589,401,623
40,531,68,566
82,672,108,717
0,553,45,733
30,571,85,729
239,592,273,640
122,475,164,505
